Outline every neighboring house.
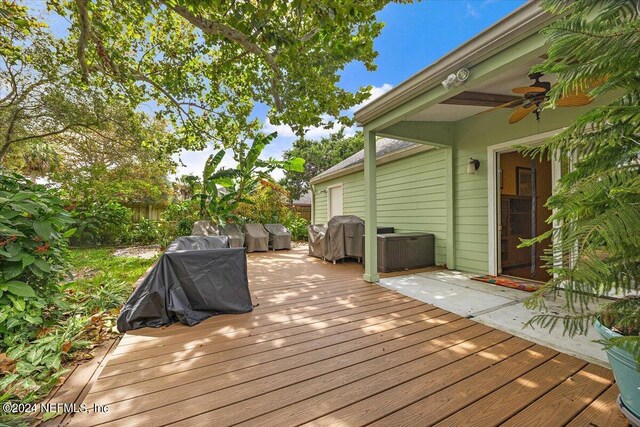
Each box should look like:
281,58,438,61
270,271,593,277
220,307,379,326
311,138,449,265
320,1,604,283
290,191,312,221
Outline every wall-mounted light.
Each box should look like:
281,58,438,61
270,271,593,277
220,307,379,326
467,158,480,174
441,67,470,90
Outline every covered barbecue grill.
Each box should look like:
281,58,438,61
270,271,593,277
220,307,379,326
264,224,292,250
243,223,269,252
323,215,365,262
117,236,252,332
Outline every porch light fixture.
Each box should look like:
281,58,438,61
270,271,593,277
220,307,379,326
467,158,480,174
441,67,470,90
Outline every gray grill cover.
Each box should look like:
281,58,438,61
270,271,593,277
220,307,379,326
117,237,252,332
324,215,364,262
220,223,245,248
243,223,269,252
308,224,327,258
264,224,291,250
166,235,228,251
191,220,219,236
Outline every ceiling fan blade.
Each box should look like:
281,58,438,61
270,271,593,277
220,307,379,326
512,86,547,94
556,93,592,107
509,104,536,124
475,98,525,116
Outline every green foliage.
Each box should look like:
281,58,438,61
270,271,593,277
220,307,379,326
0,248,157,415
0,171,75,347
48,0,411,149
520,0,640,360
129,219,160,246
287,215,309,242
236,182,309,241
196,132,305,224
281,130,363,200
70,199,132,246
161,200,199,239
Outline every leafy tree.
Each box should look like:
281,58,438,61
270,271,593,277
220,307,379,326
172,175,202,201
196,132,304,224
281,130,363,200
47,0,410,148
521,0,640,358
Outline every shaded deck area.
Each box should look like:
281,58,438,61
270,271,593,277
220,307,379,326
66,247,627,426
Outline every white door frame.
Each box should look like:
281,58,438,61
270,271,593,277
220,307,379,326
487,129,564,276
326,183,343,219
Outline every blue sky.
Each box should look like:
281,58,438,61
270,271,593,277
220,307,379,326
177,0,527,179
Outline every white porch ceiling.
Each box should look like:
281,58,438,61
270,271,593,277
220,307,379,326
404,57,557,123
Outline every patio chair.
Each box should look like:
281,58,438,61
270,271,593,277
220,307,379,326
264,224,292,250
220,223,245,248
243,223,269,252
308,224,327,258
191,220,219,236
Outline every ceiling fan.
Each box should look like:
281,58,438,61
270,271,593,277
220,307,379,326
484,72,593,124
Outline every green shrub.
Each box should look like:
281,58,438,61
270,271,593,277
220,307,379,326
129,218,160,246
70,199,133,246
0,171,75,349
285,213,308,241
161,200,198,237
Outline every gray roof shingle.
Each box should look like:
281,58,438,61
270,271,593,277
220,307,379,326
312,138,419,182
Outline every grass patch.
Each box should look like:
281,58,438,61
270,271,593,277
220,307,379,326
0,248,158,425
68,248,158,285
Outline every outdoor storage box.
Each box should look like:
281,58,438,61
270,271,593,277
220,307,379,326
376,232,435,272
376,226,395,234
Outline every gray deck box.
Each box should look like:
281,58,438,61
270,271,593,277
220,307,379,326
370,232,435,272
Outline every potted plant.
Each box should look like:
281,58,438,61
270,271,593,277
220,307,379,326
518,1,640,424
594,298,640,422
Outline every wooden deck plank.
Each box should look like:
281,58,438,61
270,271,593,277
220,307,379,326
65,247,622,427
500,364,615,427
567,385,629,427
71,315,475,426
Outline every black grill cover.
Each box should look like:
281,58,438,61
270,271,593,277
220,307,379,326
117,236,252,332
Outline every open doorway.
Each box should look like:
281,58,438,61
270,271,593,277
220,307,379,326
498,151,552,282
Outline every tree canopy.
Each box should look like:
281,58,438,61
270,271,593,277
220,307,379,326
48,0,409,149
281,130,363,200
521,0,640,356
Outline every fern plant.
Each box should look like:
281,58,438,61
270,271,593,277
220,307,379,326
520,0,640,361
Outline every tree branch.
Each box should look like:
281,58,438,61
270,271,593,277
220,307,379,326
74,0,91,82
162,2,283,110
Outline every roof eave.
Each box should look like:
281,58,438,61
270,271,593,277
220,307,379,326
355,0,553,125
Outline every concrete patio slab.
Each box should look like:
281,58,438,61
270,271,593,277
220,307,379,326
380,270,609,367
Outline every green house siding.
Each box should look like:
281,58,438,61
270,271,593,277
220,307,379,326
313,149,448,265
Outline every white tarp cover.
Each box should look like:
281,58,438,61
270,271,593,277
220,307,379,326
243,223,269,252
264,224,292,250
117,236,252,332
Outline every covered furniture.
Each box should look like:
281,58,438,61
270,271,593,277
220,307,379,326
324,215,365,262
308,224,327,258
243,223,269,252
220,223,245,248
117,236,252,332
371,232,435,272
264,224,292,250
191,220,219,236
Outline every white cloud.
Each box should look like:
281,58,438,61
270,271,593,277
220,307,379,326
350,83,394,113
465,3,480,18
262,115,357,142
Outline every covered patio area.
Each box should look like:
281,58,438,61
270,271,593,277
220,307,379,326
62,247,625,426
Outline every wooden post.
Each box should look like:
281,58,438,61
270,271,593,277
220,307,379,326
363,128,379,282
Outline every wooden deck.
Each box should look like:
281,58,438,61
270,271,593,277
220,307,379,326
64,247,627,426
